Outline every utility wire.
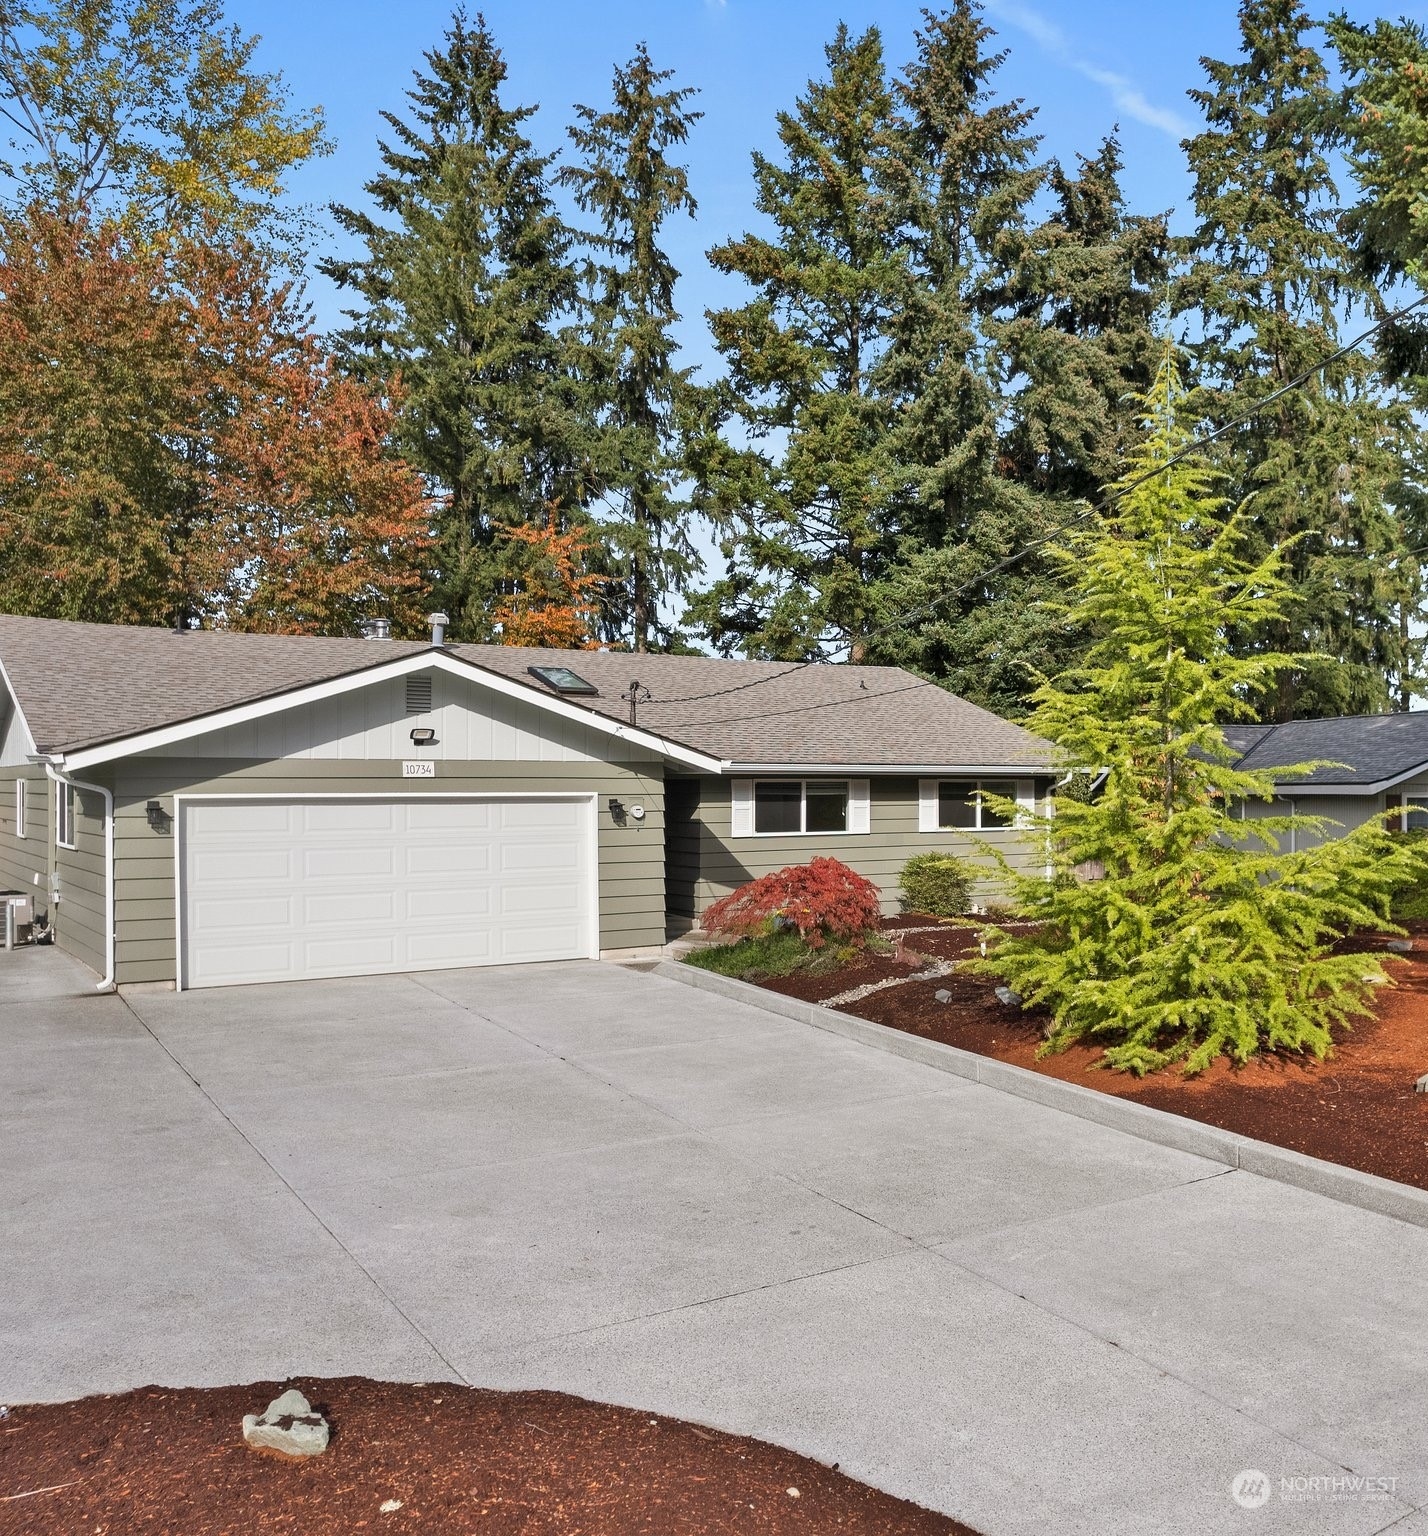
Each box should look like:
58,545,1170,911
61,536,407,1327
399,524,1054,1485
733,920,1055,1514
650,291,1428,712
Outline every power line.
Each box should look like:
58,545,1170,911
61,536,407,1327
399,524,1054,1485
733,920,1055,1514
652,291,1428,711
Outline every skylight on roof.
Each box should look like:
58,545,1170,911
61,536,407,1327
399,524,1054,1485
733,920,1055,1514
528,664,598,696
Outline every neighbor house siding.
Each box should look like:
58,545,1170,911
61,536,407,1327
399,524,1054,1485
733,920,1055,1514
110,757,665,985
1241,792,1381,849
679,775,1047,918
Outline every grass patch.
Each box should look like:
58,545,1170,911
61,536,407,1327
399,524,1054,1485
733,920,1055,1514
683,929,813,980
684,928,888,982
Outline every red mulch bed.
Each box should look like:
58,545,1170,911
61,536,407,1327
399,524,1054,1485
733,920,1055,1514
762,917,1428,1191
0,1380,975,1536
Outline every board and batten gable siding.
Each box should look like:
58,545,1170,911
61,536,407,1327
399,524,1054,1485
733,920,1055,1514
674,775,1047,919
140,666,663,764
110,758,665,985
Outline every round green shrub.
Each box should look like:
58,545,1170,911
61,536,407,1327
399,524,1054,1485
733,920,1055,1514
900,853,974,917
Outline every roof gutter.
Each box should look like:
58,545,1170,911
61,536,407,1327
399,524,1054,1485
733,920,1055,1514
721,762,1057,776
34,756,114,993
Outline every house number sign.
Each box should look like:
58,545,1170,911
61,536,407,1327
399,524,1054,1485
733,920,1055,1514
401,760,436,778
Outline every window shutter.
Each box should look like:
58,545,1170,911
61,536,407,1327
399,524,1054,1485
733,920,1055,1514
848,779,870,834
918,778,939,833
1015,780,1036,827
731,779,754,837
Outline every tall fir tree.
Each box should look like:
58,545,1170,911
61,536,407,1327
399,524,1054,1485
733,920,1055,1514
685,23,903,660
561,43,702,652
868,1,1063,714
322,8,591,638
1177,0,1413,719
1001,134,1170,505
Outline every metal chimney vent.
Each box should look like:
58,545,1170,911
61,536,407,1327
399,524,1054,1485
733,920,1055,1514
360,617,392,640
405,674,433,715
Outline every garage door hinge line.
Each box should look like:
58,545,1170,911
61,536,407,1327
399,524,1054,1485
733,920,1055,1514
115,990,471,1387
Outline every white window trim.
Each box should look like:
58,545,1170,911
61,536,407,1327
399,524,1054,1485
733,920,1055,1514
56,780,77,850
15,778,26,839
919,777,1035,832
734,777,871,838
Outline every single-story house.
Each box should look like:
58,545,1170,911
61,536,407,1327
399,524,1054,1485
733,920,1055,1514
0,614,1056,991
1227,713,1428,844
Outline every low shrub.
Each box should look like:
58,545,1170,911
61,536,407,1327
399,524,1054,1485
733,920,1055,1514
700,857,882,949
899,852,974,917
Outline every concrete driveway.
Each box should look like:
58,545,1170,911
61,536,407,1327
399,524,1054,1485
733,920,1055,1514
3,946,1426,1536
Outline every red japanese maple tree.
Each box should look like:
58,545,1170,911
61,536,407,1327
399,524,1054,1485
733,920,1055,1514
702,858,882,949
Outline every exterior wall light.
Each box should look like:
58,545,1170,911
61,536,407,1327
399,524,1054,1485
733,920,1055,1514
409,727,436,746
145,800,170,831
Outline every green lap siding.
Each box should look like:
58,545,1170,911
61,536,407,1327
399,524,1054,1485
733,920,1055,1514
669,775,1047,919
0,766,48,924
111,757,667,985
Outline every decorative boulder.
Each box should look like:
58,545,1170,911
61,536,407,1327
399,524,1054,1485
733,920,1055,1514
1416,1073,1428,1095
993,986,1022,1008
934,988,952,1004
1387,938,1414,954
242,1388,329,1460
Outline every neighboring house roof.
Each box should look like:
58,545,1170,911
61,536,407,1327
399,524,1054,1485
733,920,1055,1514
0,615,1055,772
1225,713,1428,789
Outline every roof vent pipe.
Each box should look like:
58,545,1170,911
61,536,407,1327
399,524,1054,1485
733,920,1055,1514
428,612,449,647
360,617,392,640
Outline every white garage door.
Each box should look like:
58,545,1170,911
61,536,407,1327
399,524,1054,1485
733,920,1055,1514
180,796,595,989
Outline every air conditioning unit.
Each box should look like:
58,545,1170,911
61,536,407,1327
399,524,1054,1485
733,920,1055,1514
1,891,34,943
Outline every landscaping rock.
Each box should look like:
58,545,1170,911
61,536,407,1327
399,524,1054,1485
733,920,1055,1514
241,1389,329,1461
1387,938,1415,953
934,989,952,1004
993,986,1022,1008
1416,1074,1428,1095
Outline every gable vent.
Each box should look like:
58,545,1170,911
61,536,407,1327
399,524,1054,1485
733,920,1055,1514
405,674,433,716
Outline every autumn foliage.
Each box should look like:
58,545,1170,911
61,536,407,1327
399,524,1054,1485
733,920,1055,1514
487,507,607,648
701,858,882,949
0,211,433,634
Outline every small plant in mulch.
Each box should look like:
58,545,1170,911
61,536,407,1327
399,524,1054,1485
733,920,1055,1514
687,858,883,981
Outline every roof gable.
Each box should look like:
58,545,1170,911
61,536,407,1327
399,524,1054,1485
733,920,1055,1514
0,615,1056,773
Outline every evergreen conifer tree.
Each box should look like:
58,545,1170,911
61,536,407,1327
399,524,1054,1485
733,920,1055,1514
685,23,903,659
561,44,701,652
868,1,1063,713
1178,0,1412,719
322,9,590,638
985,349,1424,1074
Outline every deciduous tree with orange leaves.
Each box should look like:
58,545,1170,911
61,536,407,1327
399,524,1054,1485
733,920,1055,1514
0,210,434,634
487,507,606,648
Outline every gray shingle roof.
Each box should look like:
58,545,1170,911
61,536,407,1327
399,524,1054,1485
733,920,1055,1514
0,615,1055,770
1225,713,1428,787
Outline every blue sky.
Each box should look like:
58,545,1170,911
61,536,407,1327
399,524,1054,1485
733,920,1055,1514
240,0,1423,373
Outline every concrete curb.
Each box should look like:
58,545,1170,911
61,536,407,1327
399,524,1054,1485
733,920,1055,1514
653,960,1428,1232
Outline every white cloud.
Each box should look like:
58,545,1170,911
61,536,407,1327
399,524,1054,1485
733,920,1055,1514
988,0,1195,141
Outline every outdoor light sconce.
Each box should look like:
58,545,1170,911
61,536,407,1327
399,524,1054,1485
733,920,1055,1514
409,727,437,746
145,800,170,832
608,797,626,825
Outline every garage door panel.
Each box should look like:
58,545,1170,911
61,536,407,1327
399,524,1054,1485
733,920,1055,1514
303,845,395,880
404,843,492,877
302,802,399,833
303,890,397,926
182,796,594,988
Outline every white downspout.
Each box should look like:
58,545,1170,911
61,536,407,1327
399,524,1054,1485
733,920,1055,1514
40,759,115,992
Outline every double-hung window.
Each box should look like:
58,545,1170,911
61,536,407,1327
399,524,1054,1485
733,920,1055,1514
732,778,871,837
15,779,26,839
920,778,1023,832
56,782,76,850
